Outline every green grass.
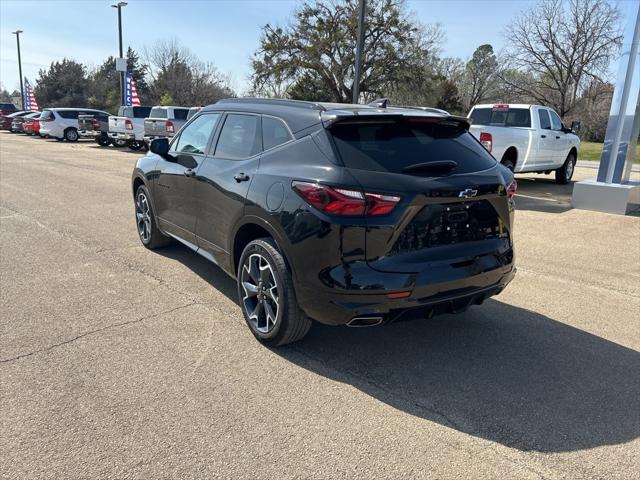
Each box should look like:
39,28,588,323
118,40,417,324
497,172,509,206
579,141,640,163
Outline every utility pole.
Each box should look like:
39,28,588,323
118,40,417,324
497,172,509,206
11,30,24,109
352,0,366,104
111,2,127,106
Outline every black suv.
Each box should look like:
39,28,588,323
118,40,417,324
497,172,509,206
132,98,517,346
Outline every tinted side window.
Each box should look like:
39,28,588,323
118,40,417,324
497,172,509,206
538,109,551,129
174,109,189,120
549,110,562,131
214,114,261,159
173,113,221,154
262,116,293,151
331,120,496,174
58,110,79,119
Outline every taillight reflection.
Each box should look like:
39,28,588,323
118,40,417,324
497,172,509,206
507,179,517,200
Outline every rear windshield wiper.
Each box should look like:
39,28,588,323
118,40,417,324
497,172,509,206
401,160,458,176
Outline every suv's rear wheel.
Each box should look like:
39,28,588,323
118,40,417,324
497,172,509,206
555,152,576,184
134,185,171,249
237,238,311,346
64,128,79,142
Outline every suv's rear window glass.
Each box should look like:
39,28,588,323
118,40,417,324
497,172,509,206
174,109,189,120
262,117,292,151
470,107,531,127
40,110,54,121
132,107,152,118
331,120,496,174
150,108,167,119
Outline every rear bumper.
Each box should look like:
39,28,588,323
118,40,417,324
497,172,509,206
79,130,100,138
296,258,516,326
109,132,136,141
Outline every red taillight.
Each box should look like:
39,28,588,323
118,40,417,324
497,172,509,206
479,132,492,152
166,120,174,133
292,181,400,216
92,118,101,129
125,119,133,130
507,179,517,200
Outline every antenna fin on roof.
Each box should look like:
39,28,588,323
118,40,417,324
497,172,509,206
367,98,389,108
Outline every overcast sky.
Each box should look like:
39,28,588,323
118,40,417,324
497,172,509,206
0,0,631,94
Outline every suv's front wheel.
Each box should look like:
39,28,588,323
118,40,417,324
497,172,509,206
134,185,171,249
237,238,311,346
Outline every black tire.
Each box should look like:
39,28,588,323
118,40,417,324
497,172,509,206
64,128,79,142
237,238,311,346
111,138,127,148
501,156,515,172
128,140,144,151
95,133,111,147
134,185,172,249
555,153,576,185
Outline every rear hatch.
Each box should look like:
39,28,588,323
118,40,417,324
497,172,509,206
144,107,168,136
327,116,513,274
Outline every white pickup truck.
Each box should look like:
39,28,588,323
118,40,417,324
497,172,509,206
108,106,152,151
468,104,580,184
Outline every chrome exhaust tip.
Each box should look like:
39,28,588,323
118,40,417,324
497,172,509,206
346,316,384,327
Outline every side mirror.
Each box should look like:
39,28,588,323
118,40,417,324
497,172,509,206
150,137,169,156
570,120,581,134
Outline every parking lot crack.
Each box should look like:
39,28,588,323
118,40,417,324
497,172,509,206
0,302,199,364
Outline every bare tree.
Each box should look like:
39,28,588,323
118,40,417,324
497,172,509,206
502,0,622,118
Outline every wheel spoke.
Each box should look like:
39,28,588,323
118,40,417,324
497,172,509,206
268,285,278,305
264,301,276,327
249,301,263,320
242,281,259,299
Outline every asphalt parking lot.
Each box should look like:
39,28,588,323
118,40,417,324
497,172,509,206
1,133,639,479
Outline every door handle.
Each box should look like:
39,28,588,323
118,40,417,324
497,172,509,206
541,134,547,138
234,173,250,182
184,168,196,177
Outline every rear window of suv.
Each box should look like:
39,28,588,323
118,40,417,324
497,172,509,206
470,107,531,128
331,120,496,174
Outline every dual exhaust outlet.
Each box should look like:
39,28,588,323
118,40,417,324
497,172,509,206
346,316,384,328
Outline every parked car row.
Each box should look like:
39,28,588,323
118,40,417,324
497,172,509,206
0,103,202,152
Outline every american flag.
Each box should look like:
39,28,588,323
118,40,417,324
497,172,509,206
23,78,39,111
124,71,141,106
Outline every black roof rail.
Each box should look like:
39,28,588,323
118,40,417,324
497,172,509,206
216,97,327,111
367,98,389,108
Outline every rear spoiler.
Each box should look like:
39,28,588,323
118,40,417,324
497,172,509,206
321,111,471,131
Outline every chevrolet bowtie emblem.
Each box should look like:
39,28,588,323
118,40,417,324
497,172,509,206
458,188,478,198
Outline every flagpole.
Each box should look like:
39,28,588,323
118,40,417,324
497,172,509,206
11,30,24,109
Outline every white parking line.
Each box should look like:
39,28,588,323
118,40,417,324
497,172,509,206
516,193,568,203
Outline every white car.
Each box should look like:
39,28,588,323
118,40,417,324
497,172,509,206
468,103,580,184
39,108,110,142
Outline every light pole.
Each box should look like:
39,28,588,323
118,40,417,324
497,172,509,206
111,2,127,106
352,0,366,104
11,30,24,109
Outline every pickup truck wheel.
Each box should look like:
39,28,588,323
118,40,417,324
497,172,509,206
96,133,110,147
127,140,144,151
111,138,127,148
134,185,171,249
501,158,515,172
238,238,312,347
64,128,79,142
555,153,576,185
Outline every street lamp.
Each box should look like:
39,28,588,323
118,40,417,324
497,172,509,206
111,2,128,106
11,30,24,109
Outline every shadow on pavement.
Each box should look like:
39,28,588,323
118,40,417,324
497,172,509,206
154,240,639,454
513,175,574,213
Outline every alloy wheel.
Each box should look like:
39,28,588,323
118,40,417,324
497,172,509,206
566,158,575,181
135,191,152,243
240,253,279,334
